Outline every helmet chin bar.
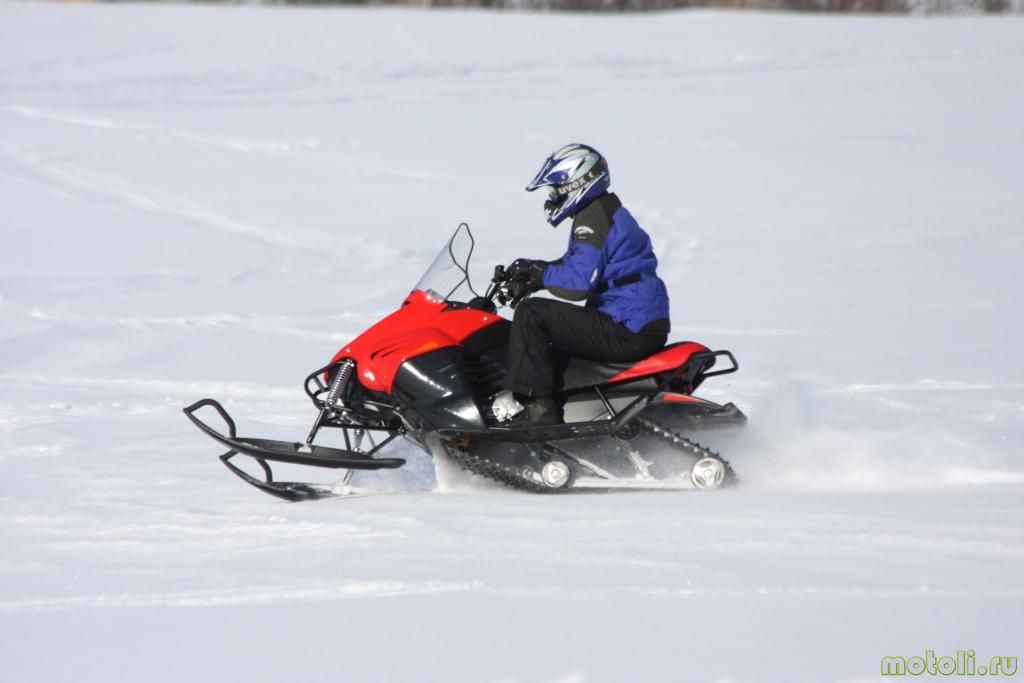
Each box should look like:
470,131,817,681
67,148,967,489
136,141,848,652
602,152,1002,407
544,194,570,226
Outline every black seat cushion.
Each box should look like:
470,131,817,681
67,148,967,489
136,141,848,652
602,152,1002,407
554,342,713,394
556,356,635,393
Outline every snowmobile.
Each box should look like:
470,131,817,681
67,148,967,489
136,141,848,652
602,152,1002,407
184,225,746,501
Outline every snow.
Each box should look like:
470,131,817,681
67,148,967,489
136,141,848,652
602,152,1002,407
1,2,1023,681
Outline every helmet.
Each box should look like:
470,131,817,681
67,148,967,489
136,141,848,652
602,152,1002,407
526,143,610,227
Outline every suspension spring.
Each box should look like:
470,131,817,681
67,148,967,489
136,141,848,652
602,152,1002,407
625,444,653,480
324,359,355,409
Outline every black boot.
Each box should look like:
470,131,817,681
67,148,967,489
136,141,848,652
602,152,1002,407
507,398,562,427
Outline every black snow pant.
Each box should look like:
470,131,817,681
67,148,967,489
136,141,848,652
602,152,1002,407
503,297,669,400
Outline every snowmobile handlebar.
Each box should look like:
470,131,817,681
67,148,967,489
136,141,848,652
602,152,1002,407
487,263,532,309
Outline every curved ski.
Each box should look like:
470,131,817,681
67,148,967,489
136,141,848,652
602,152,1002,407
184,399,405,470
220,455,356,502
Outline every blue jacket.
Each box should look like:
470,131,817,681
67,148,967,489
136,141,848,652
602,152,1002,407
541,193,671,334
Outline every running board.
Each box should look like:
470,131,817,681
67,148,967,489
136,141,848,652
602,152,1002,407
438,420,615,443
438,398,745,444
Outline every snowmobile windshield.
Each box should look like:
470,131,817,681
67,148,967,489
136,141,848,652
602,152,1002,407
413,223,478,303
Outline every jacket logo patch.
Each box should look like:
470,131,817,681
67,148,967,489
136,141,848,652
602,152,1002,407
574,226,595,241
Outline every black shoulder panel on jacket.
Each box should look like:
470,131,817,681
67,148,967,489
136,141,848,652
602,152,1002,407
570,192,620,250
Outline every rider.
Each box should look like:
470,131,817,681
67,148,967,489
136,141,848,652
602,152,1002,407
502,143,671,426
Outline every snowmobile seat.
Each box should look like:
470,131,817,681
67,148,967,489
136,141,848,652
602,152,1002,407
556,341,711,393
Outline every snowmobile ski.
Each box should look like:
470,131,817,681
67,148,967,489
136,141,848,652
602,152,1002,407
184,398,404,501
184,399,405,470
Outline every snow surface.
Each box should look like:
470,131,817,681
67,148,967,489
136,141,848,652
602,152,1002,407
1,2,1023,681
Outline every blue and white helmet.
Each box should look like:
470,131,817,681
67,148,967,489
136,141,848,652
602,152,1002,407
526,143,610,227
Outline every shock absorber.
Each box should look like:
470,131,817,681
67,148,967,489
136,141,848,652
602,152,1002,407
623,441,653,480
324,358,355,410
303,359,355,448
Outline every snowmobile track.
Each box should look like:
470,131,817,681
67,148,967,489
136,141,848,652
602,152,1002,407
441,417,737,493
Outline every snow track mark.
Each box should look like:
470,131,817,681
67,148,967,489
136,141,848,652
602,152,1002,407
4,104,301,155
0,580,484,613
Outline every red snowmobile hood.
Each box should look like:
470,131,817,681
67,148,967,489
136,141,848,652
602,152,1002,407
330,289,502,394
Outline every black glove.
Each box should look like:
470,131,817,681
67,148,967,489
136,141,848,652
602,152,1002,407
504,280,534,308
506,258,547,293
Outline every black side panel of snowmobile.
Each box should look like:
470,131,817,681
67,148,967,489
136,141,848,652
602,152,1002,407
462,318,511,356
392,347,487,433
459,321,512,399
